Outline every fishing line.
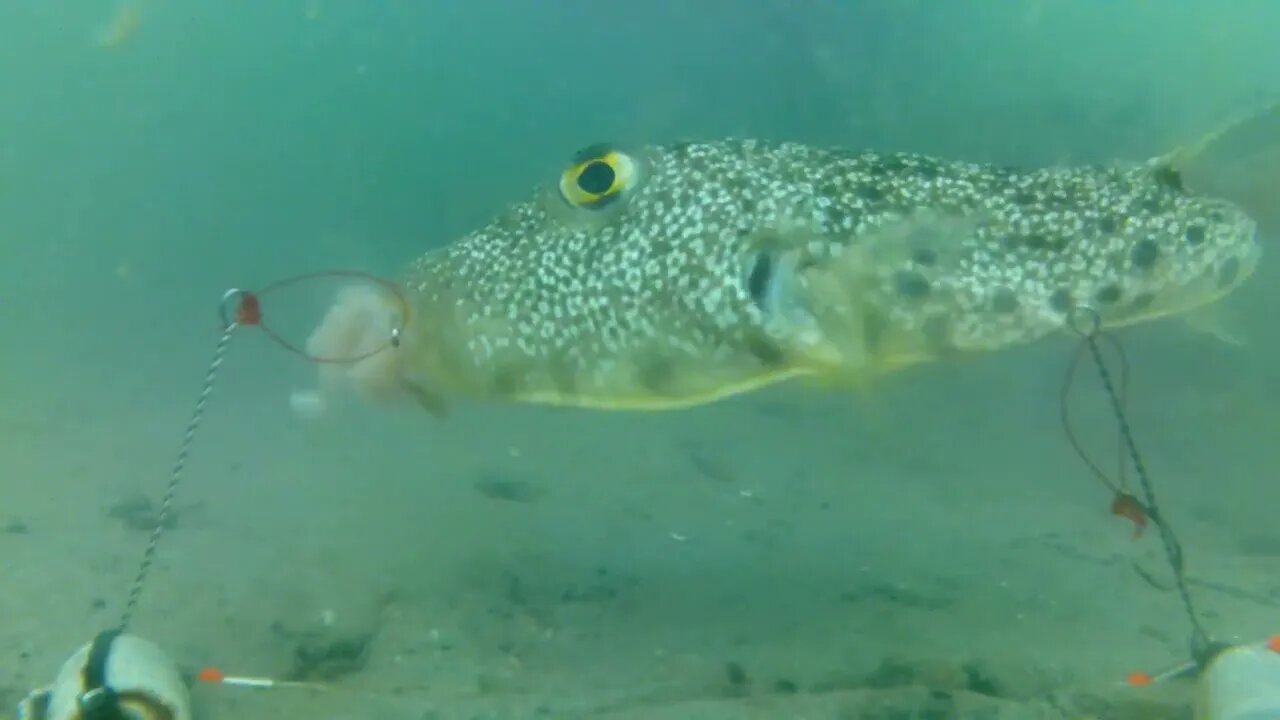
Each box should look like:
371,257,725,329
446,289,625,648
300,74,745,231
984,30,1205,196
1060,327,1130,497
11,272,409,720
1062,305,1222,667
115,290,250,632
115,272,407,631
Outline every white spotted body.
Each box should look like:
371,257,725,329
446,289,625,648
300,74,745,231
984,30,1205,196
337,135,1265,411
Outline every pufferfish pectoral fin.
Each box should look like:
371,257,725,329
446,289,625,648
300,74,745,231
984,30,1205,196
1169,100,1280,238
1181,304,1248,347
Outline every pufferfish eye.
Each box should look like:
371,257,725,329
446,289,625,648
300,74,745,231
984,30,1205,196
559,144,636,209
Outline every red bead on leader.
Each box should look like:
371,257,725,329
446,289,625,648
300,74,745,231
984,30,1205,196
217,270,409,363
234,292,261,326
218,288,262,329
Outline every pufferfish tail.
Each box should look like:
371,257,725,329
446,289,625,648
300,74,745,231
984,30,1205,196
1167,100,1280,239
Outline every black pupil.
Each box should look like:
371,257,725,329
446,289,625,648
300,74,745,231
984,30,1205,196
577,160,616,195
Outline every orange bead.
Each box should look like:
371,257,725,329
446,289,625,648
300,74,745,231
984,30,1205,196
1266,635,1280,653
197,667,224,683
1126,671,1154,687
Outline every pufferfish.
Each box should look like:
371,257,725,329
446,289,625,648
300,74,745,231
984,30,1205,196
301,105,1276,416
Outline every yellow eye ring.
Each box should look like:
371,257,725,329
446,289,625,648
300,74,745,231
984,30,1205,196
559,149,635,208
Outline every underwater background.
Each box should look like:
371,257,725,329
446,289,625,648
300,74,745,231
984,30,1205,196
2,1,1278,717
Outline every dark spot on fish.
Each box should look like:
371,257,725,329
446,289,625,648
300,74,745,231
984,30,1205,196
636,354,677,394
911,248,938,267
861,309,887,353
914,160,940,179
1153,165,1184,192
1013,191,1037,205
963,665,1001,696
744,333,786,367
825,206,855,232
1217,256,1241,290
881,156,907,172
1185,224,1206,246
773,679,799,694
893,270,931,299
496,206,526,232
725,661,749,692
1095,284,1122,305
921,694,956,720
990,288,1019,314
547,352,578,395
1139,196,1165,214
739,197,756,214
745,251,774,311
1106,250,1127,272
491,363,526,396
856,183,886,202
1099,216,1119,233
1130,238,1160,271
922,315,953,354
1208,209,1225,222
1049,288,1072,314
1021,233,1049,251
817,181,840,197
1024,233,1066,252
863,657,917,686
1128,291,1155,312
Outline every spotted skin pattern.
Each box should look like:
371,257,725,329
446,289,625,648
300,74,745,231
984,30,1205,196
394,139,1260,410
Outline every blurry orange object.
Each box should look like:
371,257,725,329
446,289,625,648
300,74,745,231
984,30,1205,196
1111,493,1147,538
1126,670,1154,687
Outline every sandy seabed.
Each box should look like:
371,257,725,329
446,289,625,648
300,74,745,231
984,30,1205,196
3,324,1276,720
